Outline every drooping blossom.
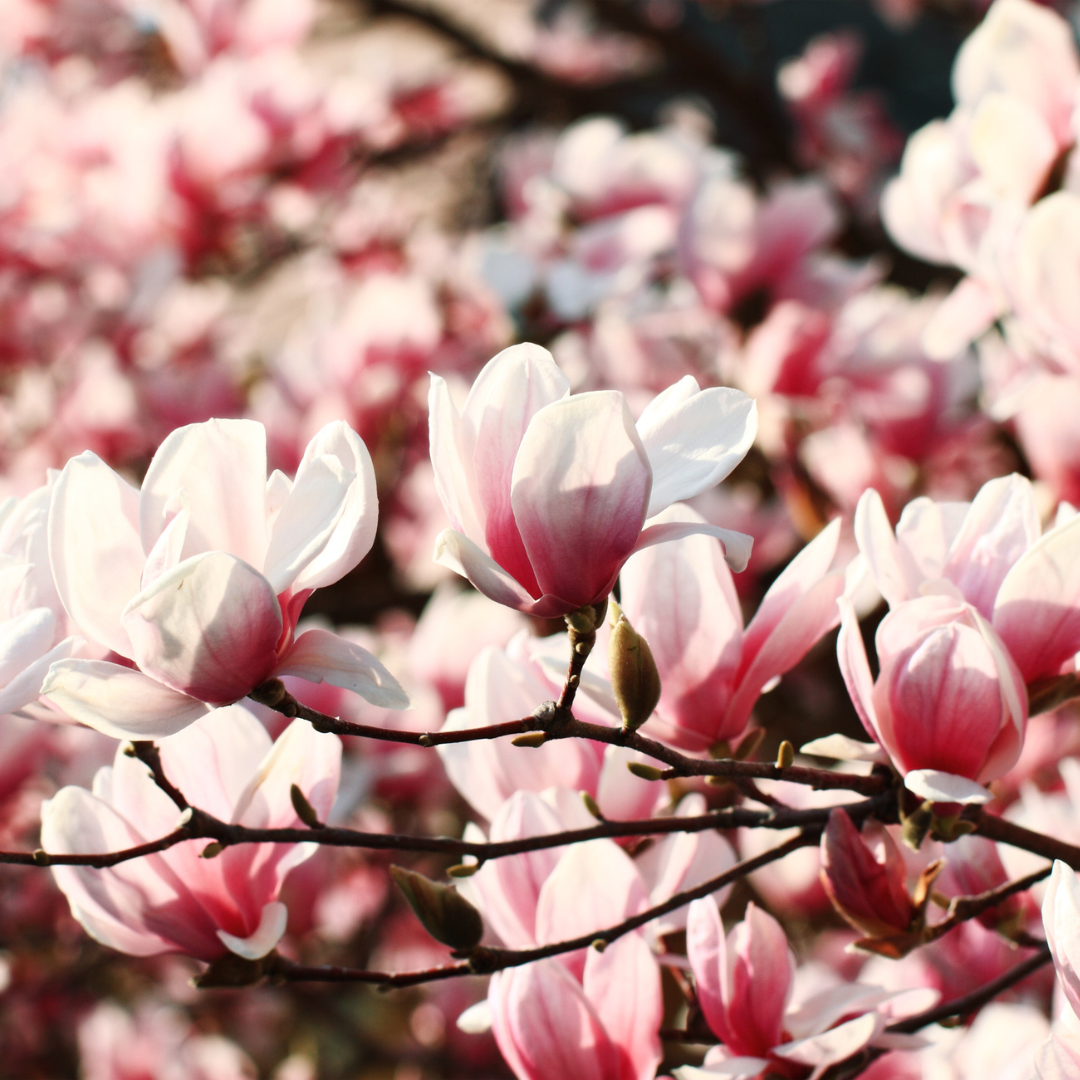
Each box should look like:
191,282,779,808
42,704,340,962
679,898,935,1079
838,592,1027,804
618,506,844,751
42,417,408,739
429,342,757,618
854,474,1080,685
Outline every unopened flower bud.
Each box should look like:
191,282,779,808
290,784,323,828
608,603,661,732
821,809,914,943
390,866,485,952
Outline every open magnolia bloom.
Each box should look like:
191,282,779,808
42,705,341,963
41,418,408,739
429,343,757,617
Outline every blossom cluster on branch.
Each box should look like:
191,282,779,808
4,1,1080,1079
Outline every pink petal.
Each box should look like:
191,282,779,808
264,421,377,593
489,961,621,1080
836,599,882,746
1044,861,1080,1020
276,627,409,710
633,520,753,574
994,513,1080,682
216,901,288,960
468,343,569,598
583,934,663,1080
512,392,651,610
41,659,210,739
122,551,282,705
774,1012,884,1072
49,451,143,659
854,488,914,608
943,474,1040,619
686,898,731,1045
635,378,757,517
139,419,269,571
428,374,485,543
536,840,648,980
433,528,543,613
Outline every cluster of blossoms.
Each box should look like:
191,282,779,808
5,1,1080,1079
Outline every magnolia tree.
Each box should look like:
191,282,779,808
6,0,1080,1078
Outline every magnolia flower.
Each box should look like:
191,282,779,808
0,479,83,722
618,507,844,751
679,899,935,1080
854,475,1080,685
428,343,756,617
838,593,1027,804
42,704,341,962
42,418,408,739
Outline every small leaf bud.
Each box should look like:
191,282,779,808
200,842,223,859
447,862,480,878
627,761,664,781
290,784,323,828
608,604,661,732
775,741,795,769
581,792,604,820
511,731,547,748
390,865,485,952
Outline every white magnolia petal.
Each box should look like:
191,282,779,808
275,627,410,710
903,769,994,805
49,451,143,658
673,1061,771,1079
41,659,210,739
636,379,758,516
140,418,269,570
799,734,887,763
216,901,288,960
270,421,378,593
433,529,539,611
634,520,753,573
456,1001,493,1034
0,633,82,716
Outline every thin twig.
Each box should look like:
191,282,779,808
265,830,817,989
923,866,1051,943
974,810,1080,871
130,742,189,810
0,829,192,869
259,686,889,796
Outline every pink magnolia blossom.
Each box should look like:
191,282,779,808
438,631,662,823
429,343,756,618
42,704,341,962
618,507,844,750
461,789,727,1080
820,809,915,941
682,899,933,1079
41,417,408,739
837,593,1027,804
78,1000,256,1080
854,474,1080,684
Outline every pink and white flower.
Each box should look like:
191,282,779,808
428,343,757,618
41,418,408,739
42,704,341,962
837,593,1027,804
618,507,844,751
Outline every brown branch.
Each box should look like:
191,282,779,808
264,830,818,989
2,790,885,874
0,828,192,869
130,741,189,810
923,866,1052,943
257,685,888,796
973,810,1080,871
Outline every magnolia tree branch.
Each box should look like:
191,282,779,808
253,683,890,795
924,865,1052,943
814,944,1053,1080
973,809,1080,871
265,829,819,989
